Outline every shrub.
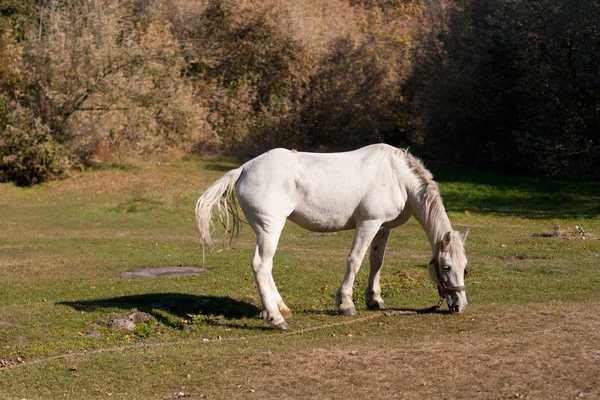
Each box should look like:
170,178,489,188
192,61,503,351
0,106,73,185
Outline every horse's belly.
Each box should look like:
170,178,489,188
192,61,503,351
287,208,356,232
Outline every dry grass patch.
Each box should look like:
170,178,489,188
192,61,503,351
530,224,596,241
196,302,599,399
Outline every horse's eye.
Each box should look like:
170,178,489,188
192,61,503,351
443,265,451,271
464,268,469,277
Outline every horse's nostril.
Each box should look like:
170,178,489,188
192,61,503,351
452,305,460,313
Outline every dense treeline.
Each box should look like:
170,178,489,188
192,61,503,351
410,1,600,178
1,0,598,185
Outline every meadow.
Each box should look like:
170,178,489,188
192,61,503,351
0,156,599,399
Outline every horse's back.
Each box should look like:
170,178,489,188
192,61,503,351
237,146,379,201
235,145,412,232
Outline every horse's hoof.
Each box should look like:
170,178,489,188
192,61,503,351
367,299,385,310
339,307,357,316
270,321,289,330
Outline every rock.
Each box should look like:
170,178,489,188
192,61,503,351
107,318,136,331
85,330,104,339
126,311,156,322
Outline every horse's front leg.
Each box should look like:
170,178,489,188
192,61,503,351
337,222,382,316
365,229,391,310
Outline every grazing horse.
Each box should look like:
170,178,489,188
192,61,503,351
195,144,469,329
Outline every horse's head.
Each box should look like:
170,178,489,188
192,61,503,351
429,229,470,314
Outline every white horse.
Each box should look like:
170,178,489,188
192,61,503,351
195,144,469,329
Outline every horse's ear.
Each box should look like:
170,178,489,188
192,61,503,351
460,228,470,244
442,231,452,250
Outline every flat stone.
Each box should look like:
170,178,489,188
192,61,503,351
121,266,209,279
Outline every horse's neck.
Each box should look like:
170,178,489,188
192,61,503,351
408,184,453,252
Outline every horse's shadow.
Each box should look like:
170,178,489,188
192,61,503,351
299,305,451,316
59,293,261,329
386,307,451,315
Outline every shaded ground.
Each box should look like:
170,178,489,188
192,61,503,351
60,293,260,329
433,167,600,219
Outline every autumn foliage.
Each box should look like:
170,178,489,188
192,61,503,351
1,0,598,184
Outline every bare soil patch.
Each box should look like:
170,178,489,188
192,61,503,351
121,266,209,278
0,245,39,250
214,303,600,399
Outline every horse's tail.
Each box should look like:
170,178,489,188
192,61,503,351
195,167,244,262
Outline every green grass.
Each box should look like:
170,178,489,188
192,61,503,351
0,158,599,398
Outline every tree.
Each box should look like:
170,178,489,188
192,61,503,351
409,0,600,178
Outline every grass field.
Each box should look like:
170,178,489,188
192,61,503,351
0,156,599,399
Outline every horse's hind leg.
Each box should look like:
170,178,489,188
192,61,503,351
269,275,292,318
365,229,391,310
250,220,289,329
337,222,381,316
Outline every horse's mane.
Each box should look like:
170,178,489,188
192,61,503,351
375,144,451,245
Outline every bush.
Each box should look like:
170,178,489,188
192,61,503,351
0,106,73,185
